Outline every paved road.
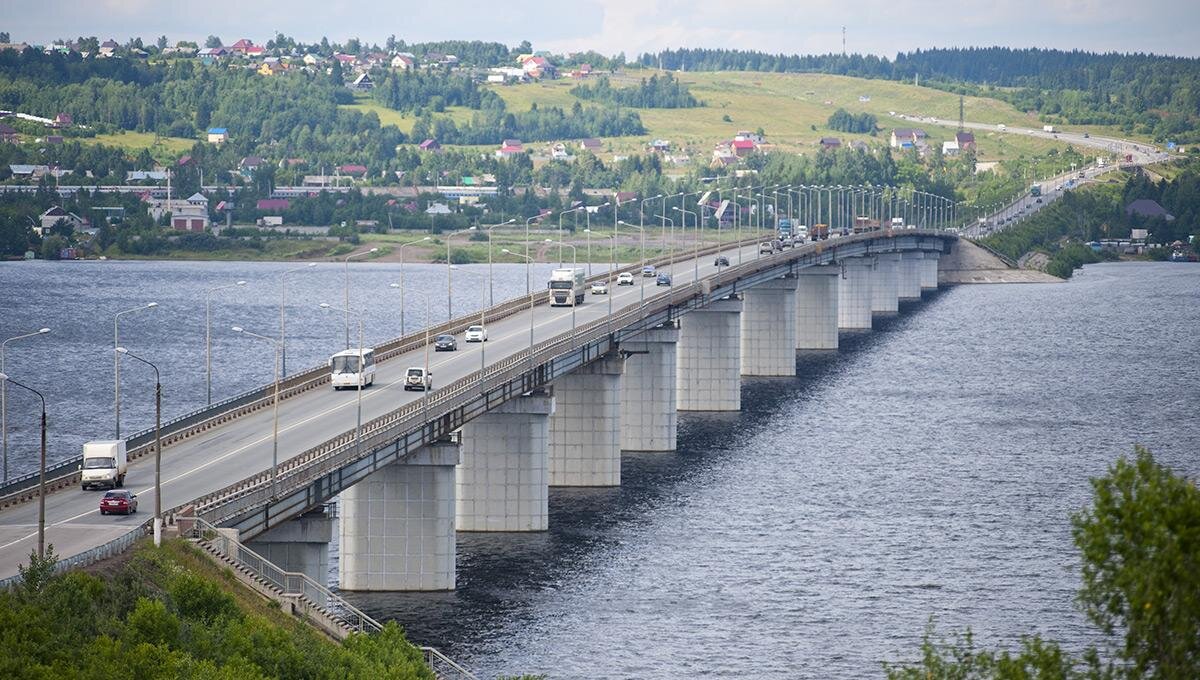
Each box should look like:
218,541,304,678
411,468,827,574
0,237,773,579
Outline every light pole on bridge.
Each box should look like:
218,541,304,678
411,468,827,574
232,326,282,499
114,347,163,546
2,327,49,483
0,372,47,558
113,302,157,440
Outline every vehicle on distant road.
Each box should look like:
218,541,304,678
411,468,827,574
434,334,457,351
99,490,137,515
465,325,488,342
591,281,608,295
548,267,586,306
329,348,376,389
759,241,774,254
656,272,672,286
641,265,656,277
81,440,127,490
714,255,730,267
617,272,634,286
404,367,432,391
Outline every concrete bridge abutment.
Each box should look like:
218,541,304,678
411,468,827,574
619,325,679,451
338,440,460,591
549,354,624,486
795,265,840,350
456,391,554,532
677,296,743,411
837,257,875,331
248,512,333,588
898,251,924,301
921,251,940,290
741,277,799,376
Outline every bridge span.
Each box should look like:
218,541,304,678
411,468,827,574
0,230,954,589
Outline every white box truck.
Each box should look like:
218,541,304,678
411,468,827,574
80,440,127,490
548,268,586,306
1043,125,1056,133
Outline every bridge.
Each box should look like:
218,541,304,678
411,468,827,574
0,229,956,589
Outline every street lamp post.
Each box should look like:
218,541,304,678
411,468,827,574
343,247,379,349
558,205,586,267
0,373,46,557
114,302,157,439
672,206,699,282
2,327,49,482
205,281,245,406
523,215,542,295
485,218,516,306
585,230,616,331
279,262,316,377
617,220,647,309
232,326,282,498
502,249,537,371
449,267,490,391
446,227,477,321
584,202,609,277
319,304,366,453
389,236,432,337
114,348,162,546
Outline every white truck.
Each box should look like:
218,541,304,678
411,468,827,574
1043,124,1056,133
891,217,905,229
548,268,586,306
80,440,127,490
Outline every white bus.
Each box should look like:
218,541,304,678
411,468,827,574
329,348,376,389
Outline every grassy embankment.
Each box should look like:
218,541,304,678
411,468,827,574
0,540,434,678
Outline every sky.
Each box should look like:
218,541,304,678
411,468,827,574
5,0,1200,59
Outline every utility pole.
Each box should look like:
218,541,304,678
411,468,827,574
959,95,965,133
842,26,846,56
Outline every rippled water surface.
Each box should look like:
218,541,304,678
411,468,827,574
3,259,1198,678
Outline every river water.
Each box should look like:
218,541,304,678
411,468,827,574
2,259,1198,677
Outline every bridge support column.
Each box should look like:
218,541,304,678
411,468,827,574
741,277,798,376
898,251,924,301
338,440,460,591
838,257,874,331
921,252,940,290
247,512,333,588
677,297,742,411
871,252,901,316
550,354,624,486
795,265,840,350
457,391,555,531
619,325,679,451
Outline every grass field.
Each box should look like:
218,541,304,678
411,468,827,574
89,131,194,157
341,93,475,134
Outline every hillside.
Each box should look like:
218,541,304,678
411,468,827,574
0,541,435,679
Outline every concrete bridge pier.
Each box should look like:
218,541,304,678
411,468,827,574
677,296,743,410
247,512,333,588
898,251,924,302
549,354,624,486
837,257,875,331
741,277,799,376
457,391,555,532
794,265,840,350
338,440,460,591
921,251,941,291
619,325,679,451
871,252,901,316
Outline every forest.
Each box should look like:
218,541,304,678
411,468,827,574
570,73,701,108
826,108,878,134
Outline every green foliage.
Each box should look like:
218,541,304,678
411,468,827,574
826,107,877,134
571,73,700,108
1072,447,1200,680
0,541,435,679
372,69,498,114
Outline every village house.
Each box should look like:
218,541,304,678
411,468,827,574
418,138,442,153
98,39,119,57
890,128,928,149
350,72,374,90
256,198,291,211
819,137,842,151
649,139,671,153
391,54,414,70
518,55,556,79
239,156,264,176
228,39,264,56
496,139,524,158
1126,199,1175,221
52,113,73,128
580,138,603,152
0,123,18,143
955,131,976,151
171,193,210,232
207,127,228,144
338,164,368,178
38,206,89,235
732,138,757,157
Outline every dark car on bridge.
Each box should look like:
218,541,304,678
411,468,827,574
656,273,672,286
434,334,457,351
99,490,137,515
714,255,730,267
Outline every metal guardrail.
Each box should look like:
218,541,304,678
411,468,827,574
0,235,762,510
0,519,151,589
421,647,480,680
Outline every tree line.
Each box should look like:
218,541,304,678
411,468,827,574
570,73,700,108
826,108,877,134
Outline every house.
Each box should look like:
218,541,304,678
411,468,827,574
550,143,571,160
177,155,194,167
39,207,88,234
9,164,50,178
849,140,870,152
185,192,209,208
303,53,322,67
496,139,524,158
45,135,63,145
580,138,603,152
955,131,976,151
649,139,671,153
890,128,928,149
98,39,119,57
711,148,739,167
519,55,556,79
732,139,757,157
228,39,260,55
391,54,414,70
0,123,18,143
127,170,169,182
734,130,765,144
1125,199,1175,221
52,113,73,128
207,127,228,144
418,138,441,153
819,137,842,151
333,53,357,67
350,73,374,90
339,164,368,178
258,61,286,76
239,156,264,176
256,198,291,211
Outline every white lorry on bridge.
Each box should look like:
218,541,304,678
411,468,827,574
548,268,586,306
80,440,127,490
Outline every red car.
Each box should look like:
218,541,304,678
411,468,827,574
99,490,138,515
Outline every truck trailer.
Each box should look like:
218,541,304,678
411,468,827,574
548,268,586,306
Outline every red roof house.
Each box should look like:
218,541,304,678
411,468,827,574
256,198,290,211
339,164,368,177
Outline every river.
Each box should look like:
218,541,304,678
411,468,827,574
2,259,1197,677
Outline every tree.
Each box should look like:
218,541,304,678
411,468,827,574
1072,446,1200,679
156,35,168,50
204,35,222,48
0,32,10,43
